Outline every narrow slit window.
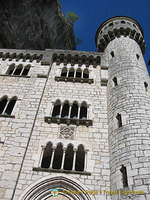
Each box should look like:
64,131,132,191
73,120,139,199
110,51,114,58
41,142,52,168
70,102,78,119
75,145,85,172
144,82,148,91
113,77,117,86
136,54,140,60
120,165,128,187
52,143,63,169
64,144,74,170
0,96,8,114
116,113,122,128
61,102,69,118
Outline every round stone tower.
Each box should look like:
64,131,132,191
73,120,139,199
96,16,150,199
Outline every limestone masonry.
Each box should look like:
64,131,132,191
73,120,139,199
0,16,150,200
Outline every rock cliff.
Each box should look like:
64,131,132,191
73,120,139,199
0,0,76,50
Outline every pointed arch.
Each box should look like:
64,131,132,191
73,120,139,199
52,100,61,118
80,102,87,119
64,144,74,170
22,65,30,76
83,68,89,78
61,67,67,77
13,64,23,75
18,175,94,200
76,68,82,78
75,144,85,172
6,64,15,75
70,101,78,119
41,142,53,168
61,100,69,118
52,143,63,169
68,67,74,77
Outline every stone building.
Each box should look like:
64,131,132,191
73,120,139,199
0,16,150,200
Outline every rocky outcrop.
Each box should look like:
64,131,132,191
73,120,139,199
0,0,76,50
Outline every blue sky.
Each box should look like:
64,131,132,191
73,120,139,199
60,0,150,72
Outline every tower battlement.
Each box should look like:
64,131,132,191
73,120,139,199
95,16,146,53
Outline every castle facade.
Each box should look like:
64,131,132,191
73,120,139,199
0,16,150,200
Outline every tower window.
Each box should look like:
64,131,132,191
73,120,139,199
110,51,114,58
113,77,117,86
121,20,126,24
109,22,113,27
120,165,128,187
136,54,140,60
116,113,122,128
144,82,148,91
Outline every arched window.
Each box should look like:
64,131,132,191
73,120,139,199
22,65,30,76
68,68,74,77
6,64,15,75
64,144,74,170
61,67,67,77
41,142,52,168
13,64,23,75
83,69,89,79
61,101,69,118
70,102,78,119
52,143,63,169
0,96,8,114
75,145,85,172
4,96,17,115
76,68,82,78
80,102,87,119
52,100,61,118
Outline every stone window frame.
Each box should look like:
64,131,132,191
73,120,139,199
44,100,93,127
5,63,31,77
33,141,90,175
55,64,94,84
0,95,17,118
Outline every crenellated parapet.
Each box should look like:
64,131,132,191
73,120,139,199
0,49,44,62
95,16,146,53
